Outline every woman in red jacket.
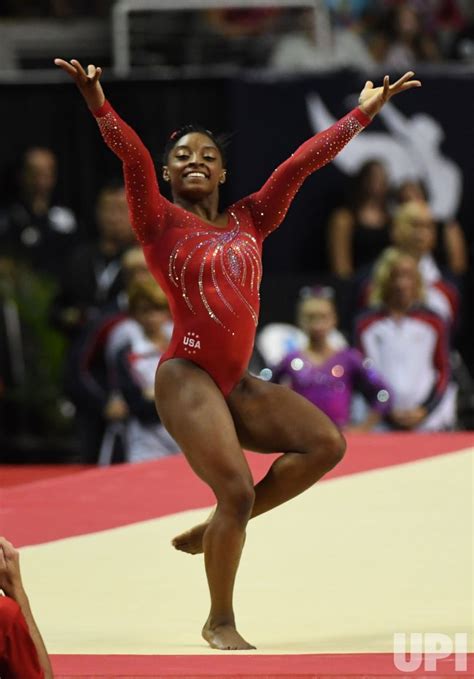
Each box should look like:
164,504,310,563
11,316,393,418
54,57,420,650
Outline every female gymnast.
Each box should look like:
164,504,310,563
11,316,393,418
54,57,420,650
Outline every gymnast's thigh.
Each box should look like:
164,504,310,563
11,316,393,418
155,358,253,492
226,372,341,454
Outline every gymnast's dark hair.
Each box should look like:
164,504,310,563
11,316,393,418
162,124,231,166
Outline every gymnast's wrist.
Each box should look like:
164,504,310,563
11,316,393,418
354,106,373,126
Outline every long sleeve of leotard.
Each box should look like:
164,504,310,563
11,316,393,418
92,100,165,245
246,107,371,238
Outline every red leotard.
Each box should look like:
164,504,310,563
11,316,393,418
93,101,371,395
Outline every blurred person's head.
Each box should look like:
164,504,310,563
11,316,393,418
121,247,149,286
96,181,134,250
392,4,420,43
297,287,337,345
396,179,428,204
19,147,57,200
391,200,436,258
127,278,170,339
370,247,423,310
350,159,389,207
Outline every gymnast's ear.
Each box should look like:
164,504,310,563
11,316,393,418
163,167,170,182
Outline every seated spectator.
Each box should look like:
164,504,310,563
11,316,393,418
327,160,391,281
380,4,441,68
52,180,136,338
0,146,80,279
391,200,460,325
450,11,474,63
64,305,128,463
202,8,280,66
63,248,157,464
105,247,163,371
270,7,375,72
205,8,280,38
395,179,468,280
115,278,179,463
0,536,53,679
273,287,391,431
355,248,455,431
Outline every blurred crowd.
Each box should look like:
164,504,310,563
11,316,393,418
0,136,471,465
0,0,472,464
0,1,473,71
269,0,474,70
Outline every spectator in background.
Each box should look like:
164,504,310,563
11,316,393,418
205,8,280,38
202,8,281,66
273,287,391,431
63,247,158,463
391,200,460,326
64,305,128,463
52,181,135,338
270,7,375,72
432,0,468,57
327,160,391,280
115,278,179,463
355,248,454,431
380,4,441,68
395,179,468,280
0,147,80,279
0,536,53,679
105,247,158,371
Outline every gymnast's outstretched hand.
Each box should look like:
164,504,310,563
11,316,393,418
358,71,421,119
54,57,105,111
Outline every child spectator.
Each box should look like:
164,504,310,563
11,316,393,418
115,278,179,462
273,287,391,431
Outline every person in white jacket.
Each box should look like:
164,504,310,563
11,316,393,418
115,278,179,462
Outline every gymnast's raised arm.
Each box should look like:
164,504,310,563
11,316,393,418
54,58,164,245
247,72,421,238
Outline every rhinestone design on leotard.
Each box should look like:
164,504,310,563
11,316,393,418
167,210,261,331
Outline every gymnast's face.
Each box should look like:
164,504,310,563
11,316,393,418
163,133,226,200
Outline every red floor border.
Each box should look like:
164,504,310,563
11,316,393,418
51,652,474,677
4,433,473,548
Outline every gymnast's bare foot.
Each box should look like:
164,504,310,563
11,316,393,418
171,521,208,554
202,617,256,650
